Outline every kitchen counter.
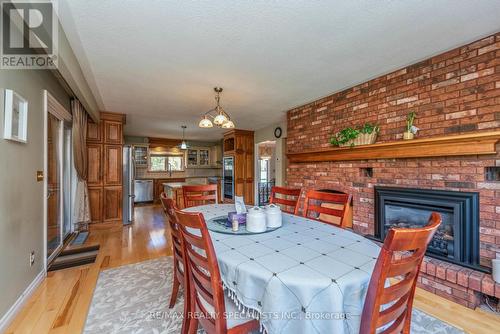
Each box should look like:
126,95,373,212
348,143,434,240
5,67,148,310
163,179,222,209
162,182,195,189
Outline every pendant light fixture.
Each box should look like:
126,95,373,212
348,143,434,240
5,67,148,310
198,87,235,129
178,125,189,150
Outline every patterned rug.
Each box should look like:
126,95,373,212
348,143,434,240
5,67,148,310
83,257,465,334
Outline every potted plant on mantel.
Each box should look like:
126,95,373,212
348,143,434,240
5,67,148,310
403,111,419,140
330,123,380,147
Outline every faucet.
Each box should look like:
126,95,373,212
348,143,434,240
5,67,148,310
167,161,173,177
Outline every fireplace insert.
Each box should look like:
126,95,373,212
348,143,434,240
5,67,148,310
374,187,485,272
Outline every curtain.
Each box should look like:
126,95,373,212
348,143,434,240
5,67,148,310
72,99,91,231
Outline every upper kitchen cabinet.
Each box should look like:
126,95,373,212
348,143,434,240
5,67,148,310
104,121,123,144
133,145,149,167
87,120,102,142
101,112,126,144
186,146,220,168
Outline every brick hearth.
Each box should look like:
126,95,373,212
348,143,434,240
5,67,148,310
286,33,500,308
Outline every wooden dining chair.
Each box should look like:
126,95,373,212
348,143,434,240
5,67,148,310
174,208,260,334
269,186,302,214
182,184,218,208
360,212,442,334
159,193,186,310
302,190,352,227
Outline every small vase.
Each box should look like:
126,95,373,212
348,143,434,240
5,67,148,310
403,131,414,140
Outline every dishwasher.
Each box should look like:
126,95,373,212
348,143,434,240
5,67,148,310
134,180,154,202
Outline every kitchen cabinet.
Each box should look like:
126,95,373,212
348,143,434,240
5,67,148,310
87,143,102,186
103,186,122,222
223,129,254,205
153,178,185,203
88,187,103,223
104,145,123,185
87,120,102,142
85,112,126,224
104,120,123,144
187,147,213,167
133,145,148,167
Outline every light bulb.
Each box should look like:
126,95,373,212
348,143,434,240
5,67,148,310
199,117,213,128
180,141,187,150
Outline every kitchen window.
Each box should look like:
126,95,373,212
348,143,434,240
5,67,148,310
149,154,184,172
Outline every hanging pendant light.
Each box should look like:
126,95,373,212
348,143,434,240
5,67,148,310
178,125,189,150
198,87,235,128
198,115,213,128
221,120,235,129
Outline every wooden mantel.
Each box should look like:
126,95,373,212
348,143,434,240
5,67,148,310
287,131,500,163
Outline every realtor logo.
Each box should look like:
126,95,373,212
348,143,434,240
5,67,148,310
1,0,58,69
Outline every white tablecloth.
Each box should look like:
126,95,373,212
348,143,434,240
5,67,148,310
183,204,381,334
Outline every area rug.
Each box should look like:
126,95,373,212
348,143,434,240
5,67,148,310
83,257,465,334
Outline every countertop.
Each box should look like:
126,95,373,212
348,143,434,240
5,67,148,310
162,182,209,189
136,176,221,180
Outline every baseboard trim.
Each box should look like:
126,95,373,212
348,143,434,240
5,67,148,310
0,270,46,333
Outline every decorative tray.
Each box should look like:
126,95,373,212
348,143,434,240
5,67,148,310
206,216,279,235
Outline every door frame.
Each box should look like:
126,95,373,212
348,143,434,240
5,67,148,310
43,91,72,268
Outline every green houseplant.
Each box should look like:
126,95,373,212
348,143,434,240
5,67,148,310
331,123,379,147
404,112,417,140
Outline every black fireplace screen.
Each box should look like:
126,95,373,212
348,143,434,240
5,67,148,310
374,187,485,272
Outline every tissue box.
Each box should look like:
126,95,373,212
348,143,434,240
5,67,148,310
227,212,247,226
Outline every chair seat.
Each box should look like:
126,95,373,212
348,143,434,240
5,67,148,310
197,291,257,329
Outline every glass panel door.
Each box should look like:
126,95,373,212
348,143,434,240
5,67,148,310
47,113,62,261
62,123,73,239
199,149,210,166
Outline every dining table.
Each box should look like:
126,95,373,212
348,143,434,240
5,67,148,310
183,204,382,334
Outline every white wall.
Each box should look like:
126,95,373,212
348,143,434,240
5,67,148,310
0,70,70,324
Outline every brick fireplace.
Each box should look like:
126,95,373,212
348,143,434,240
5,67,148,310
286,33,500,308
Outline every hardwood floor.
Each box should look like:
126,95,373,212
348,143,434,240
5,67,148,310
6,205,500,333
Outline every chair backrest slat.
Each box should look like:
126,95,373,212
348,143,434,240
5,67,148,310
303,190,351,227
175,208,228,334
160,193,185,285
269,186,301,214
360,212,441,334
183,184,218,208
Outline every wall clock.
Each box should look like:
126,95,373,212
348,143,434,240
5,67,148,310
274,126,282,138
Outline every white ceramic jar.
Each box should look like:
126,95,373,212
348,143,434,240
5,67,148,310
265,204,282,228
246,206,267,233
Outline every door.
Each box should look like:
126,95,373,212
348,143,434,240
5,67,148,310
104,145,122,185
103,120,123,144
46,112,62,260
87,143,102,186
45,91,72,264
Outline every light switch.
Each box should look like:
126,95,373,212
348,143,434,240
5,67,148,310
36,171,44,182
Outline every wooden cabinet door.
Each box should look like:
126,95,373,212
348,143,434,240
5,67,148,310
87,144,102,186
88,187,103,223
104,145,122,185
104,121,123,144
103,186,122,221
87,121,101,143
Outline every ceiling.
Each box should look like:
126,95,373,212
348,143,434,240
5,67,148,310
59,1,500,141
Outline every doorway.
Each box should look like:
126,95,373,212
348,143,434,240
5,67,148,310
44,91,73,264
256,141,276,206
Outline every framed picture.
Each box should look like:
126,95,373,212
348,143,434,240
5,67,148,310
3,89,28,143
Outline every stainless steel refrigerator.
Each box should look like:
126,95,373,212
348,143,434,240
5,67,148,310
122,145,135,225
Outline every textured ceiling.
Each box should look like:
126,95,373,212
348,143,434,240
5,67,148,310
59,0,500,140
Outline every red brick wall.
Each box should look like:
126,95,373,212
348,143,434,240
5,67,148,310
286,33,500,271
